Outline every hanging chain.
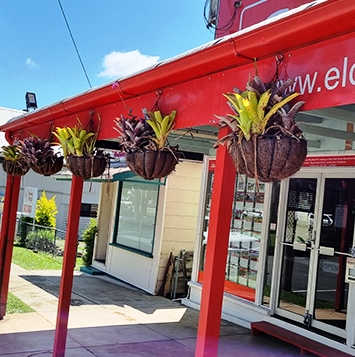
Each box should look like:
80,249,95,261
272,53,284,84
112,81,132,117
151,90,163,112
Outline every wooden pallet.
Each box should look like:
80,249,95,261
251,321,353,357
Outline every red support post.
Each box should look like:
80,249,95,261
0,174,22,319
53,175,84,357
195,127,236,357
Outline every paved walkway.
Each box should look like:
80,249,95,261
0,264,305,357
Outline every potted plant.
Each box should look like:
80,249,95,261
53,116,108,180
114,109,180,180
1,144,29,176
20,136,63,176
216,75,307,185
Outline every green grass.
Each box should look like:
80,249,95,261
12,246,83,270
7,292,34,314
8,246,83,314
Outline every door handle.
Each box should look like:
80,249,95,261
319,246,335,256
293,242,307,251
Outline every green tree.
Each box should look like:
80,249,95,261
35,191,58,228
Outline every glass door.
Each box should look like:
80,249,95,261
275,174,355,338
276,176,319,325
309,178,355,334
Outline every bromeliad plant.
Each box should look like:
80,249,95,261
114,113,154,152
2,144,22,161
114,109,177,151
1,144,29,176
145,109,177,149
216,75,307,184
220,77,303,141
53,121,96,158
20,136,63,176
114,109,180,180
53,115,108,180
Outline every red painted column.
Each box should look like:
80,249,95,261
53,175,84,357
0,174,22,319
195,127,236,357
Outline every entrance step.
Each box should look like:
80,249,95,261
251,321,352,357
79,266,105,275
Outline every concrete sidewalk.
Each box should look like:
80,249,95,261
0,264,305,357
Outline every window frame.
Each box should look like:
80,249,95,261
80,203,98,218
111,180,160,258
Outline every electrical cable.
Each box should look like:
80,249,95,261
57,0,92,89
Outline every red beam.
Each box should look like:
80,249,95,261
195,127,236,357
53,175,84,357
0,174,21,319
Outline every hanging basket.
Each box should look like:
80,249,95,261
229,135,307,183
31,156,64,176
125,149,179,180
2,159,29,176
67,154,107,180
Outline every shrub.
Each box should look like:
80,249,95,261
82,218,98,266
36,191,58,228
26,229,57,254
18,216,34,247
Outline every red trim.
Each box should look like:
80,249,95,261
0,175,21,319
198,271,255,302
53,175,84,357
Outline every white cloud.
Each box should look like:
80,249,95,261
25,58,39,69
98,50,160,78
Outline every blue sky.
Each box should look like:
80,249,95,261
0,1,213,111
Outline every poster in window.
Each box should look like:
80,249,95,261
246,178,256,193
258,182,265,193
237,174,246,192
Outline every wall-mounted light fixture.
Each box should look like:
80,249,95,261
25,92,37,111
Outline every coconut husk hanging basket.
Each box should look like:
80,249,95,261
229,135,307,183
31,156,64,176
125,149,179,180
216,73,308,184
2,160,29,176
67,154,107,180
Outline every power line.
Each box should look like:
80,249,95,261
57,0,92,88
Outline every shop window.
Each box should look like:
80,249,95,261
113,181,159,256
199,161,264,302
80,203,98,218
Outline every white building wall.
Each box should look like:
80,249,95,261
93,160,203,294
156,160,203,293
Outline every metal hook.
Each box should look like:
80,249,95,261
272,53,284,83
275,53,284,65
152,90,163,111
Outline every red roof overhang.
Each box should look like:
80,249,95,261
2,0,355,143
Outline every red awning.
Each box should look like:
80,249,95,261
1,0,354,143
